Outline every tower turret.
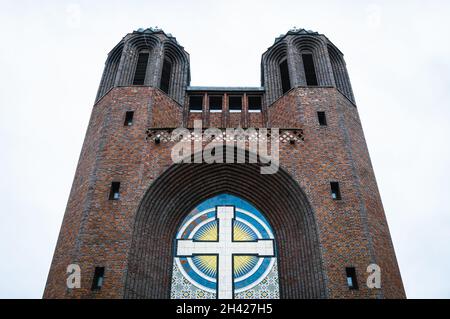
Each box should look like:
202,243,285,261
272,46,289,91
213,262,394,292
261,28,354,106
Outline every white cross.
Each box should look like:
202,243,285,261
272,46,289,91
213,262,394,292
176,206,275,299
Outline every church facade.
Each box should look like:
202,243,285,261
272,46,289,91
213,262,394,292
44,27,405,299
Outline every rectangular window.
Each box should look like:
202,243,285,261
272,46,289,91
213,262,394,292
346,267,358,290
124,111,134,126
209,96,223,112
160,59,172,94
317,111,327,126
330,182,341,200
109,182,120,200
133,52,149,85
229,96,242,112
91,267,105,291
302,53,318,86
189,95,203,112
280,59,291,94
248,96,262,112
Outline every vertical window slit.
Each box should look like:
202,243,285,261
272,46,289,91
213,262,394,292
318,111,327,126
280,59,291,94
124,111,134,126
109,182,121,200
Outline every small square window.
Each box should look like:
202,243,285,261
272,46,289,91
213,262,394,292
91,267,105,291
109,182,120,200
248,96,262,112
124,111,134,126
330,182,341,200
229,96,242,112
209,96,223,112
346,267,358,290
189,95,203,112
317,111,327,126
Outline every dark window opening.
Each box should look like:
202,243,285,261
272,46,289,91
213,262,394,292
91,267,105,291
229,96,242,112
160,59,172,94
318,111,327,126
189,95,203,112
330,182,341,200
346,267,358,290
248,96,262,112
209,96,223,112
124,111,134,126
280,59,291,94
133,52,149,85
109,182,120,200
302,54,318,86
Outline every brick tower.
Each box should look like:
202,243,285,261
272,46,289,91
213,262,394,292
44,27,405,299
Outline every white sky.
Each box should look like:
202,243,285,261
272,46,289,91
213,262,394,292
1,0,450,299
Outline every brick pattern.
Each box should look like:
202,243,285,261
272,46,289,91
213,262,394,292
44,29,405,299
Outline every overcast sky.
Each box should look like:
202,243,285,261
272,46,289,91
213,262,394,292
1,0,449,299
